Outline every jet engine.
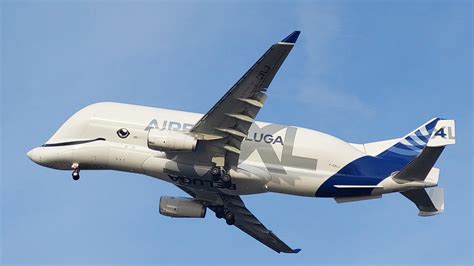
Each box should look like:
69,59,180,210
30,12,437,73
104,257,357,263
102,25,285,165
147,129,197,152
159,196,206,218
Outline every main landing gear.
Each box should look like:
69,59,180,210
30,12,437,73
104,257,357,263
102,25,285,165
210,166,232,184
224,211,235,225
215,206,235,225
71,163,80,181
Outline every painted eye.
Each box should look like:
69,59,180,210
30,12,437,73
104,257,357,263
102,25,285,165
117,128,130,138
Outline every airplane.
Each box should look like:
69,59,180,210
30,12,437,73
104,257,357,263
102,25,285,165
27,31,455,253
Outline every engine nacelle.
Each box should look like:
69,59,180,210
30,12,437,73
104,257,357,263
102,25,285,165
147,129,197,152
159,196,206,218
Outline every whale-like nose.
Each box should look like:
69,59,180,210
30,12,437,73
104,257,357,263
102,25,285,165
27,147,42,164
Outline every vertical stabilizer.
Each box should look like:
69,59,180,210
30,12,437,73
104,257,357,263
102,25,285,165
427,120,456,147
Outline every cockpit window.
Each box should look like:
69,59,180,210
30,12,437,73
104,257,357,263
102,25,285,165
117,128,130,138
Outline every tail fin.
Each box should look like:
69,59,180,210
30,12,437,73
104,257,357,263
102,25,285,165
391,119,454,216
401,188,444,216
427,119,456,147
376,118,455,164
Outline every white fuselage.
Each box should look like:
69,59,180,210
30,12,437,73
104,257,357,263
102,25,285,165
27,102,432,198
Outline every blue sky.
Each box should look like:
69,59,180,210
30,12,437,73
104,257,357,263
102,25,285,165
1,1,472,264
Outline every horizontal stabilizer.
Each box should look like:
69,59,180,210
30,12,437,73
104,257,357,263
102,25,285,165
401,188,444,216
394,146,444,182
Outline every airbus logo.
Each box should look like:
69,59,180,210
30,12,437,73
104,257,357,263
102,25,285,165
145,119,194,132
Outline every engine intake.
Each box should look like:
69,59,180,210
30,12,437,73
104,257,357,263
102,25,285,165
159,196,206,218
148,129,197,152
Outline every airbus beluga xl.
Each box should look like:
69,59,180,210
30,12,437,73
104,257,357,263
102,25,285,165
27,31,455,253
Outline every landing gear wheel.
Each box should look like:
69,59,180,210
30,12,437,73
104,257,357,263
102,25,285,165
221,174,231,183
72,170,80,181
215,207,225,219
224,211,235,225
210,166,221,177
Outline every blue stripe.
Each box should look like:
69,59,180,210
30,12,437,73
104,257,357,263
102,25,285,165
386,151,416,162
409,134,427,146
378,150,416,164
394,142,422,151
404,137,425,149
415,130,429,142
425,119,439,131
388,146,420,156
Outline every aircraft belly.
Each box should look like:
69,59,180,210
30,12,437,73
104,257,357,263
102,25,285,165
141,156,269,195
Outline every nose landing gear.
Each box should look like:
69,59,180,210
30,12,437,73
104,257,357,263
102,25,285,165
72,170,80,180
71,163,80,181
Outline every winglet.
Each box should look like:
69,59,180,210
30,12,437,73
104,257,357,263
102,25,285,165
280,31,301,44
293,248,302,254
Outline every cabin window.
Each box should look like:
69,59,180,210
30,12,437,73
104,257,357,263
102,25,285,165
117,128,130,138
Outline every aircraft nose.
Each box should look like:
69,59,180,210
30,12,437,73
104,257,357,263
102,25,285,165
27,147,42,164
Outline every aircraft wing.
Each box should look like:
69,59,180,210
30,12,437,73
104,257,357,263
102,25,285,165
177,185,301,254
190,31,300,169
